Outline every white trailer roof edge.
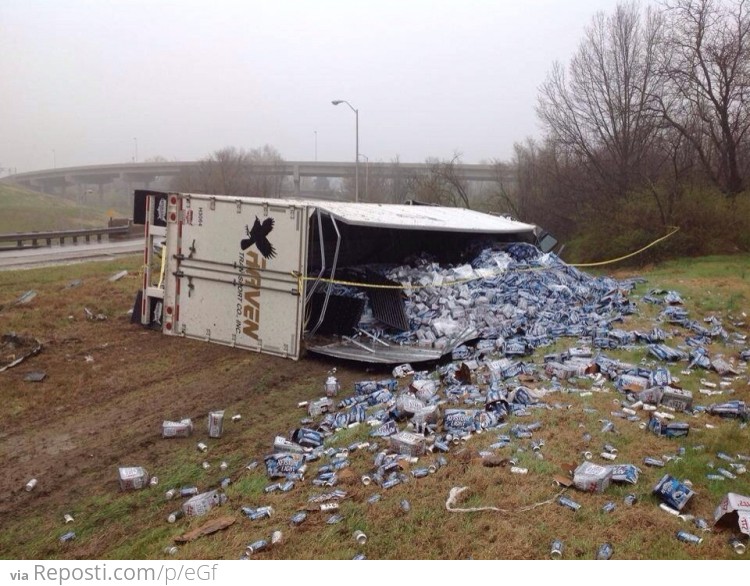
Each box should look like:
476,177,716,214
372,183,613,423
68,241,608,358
180,193,537,234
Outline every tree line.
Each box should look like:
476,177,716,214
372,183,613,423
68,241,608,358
173,0,750,262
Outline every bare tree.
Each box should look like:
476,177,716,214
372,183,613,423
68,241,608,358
172,145,285,197
656,0,750,194
409,153,472,208
537,2,664,198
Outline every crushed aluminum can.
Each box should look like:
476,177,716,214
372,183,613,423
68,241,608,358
243,506,273,521
232,414,242,422
644,457,665,467
162,418,194,438
400,499,411,513
164,546,178,555
600,452,617,461
25,478,37,492
118,467,149,491
510,466,528,474
624,493,637,506
602,502,616,513
279,481,294,492
729,537,746,555
271,530,283,545
693,518,710,532
558,495,581,512
550,539,564,559
596,543,613,560
246,539,268,554
207,410,225,438
197,442,208,452
63,513,74,524
326,514,343,525
167,509,184,523
676,531,702,544
290,511,307,526
59,531,76,543
180,486,199,498
653,475,695,511
354,530,368,545
367,493,382,504
320,502,339,512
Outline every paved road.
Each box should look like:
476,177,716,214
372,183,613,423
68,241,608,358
0,238,144,271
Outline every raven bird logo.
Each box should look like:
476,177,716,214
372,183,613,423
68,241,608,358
241,216,276,259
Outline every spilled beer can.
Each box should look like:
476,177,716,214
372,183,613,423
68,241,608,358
729,537,746,555
246,540,268,554
59,531,76,544
353,530,367,545
558,495,581,511
596,543,613,559
676,531,702,544
167,509,184,523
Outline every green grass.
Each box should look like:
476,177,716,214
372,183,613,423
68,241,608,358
0,253,749,560
0,183,110,233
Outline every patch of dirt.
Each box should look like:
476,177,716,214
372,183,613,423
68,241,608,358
0,303,358,521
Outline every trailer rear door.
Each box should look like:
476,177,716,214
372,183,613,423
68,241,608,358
162,194,308,359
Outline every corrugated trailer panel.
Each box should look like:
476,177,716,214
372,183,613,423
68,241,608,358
162,194,308,359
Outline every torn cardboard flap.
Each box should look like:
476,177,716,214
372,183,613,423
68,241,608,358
174,516,235,543
713,493,750,536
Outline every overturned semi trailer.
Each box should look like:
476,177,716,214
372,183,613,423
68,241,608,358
133,191,543,363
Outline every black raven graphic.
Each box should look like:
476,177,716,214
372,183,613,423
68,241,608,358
241,216,276,259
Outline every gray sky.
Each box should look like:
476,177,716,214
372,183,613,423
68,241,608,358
1,0,627,172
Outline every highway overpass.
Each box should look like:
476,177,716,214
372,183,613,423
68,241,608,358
1,160,516,196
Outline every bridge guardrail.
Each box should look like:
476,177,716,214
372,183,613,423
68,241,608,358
0,226,131,249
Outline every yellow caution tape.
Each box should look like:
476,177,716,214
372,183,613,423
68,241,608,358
294,225,679,291
570,226,680,268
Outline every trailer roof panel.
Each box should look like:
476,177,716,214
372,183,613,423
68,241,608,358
311,201,535,233
183,194,535,234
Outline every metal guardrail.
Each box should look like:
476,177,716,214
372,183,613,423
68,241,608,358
0,226,131,249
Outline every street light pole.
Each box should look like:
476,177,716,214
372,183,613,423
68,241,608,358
331,99,359,203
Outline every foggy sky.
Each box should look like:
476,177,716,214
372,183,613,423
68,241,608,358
0,0,628,173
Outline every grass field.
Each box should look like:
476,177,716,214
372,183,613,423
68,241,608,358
0,183,110,233
0,253,748,560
